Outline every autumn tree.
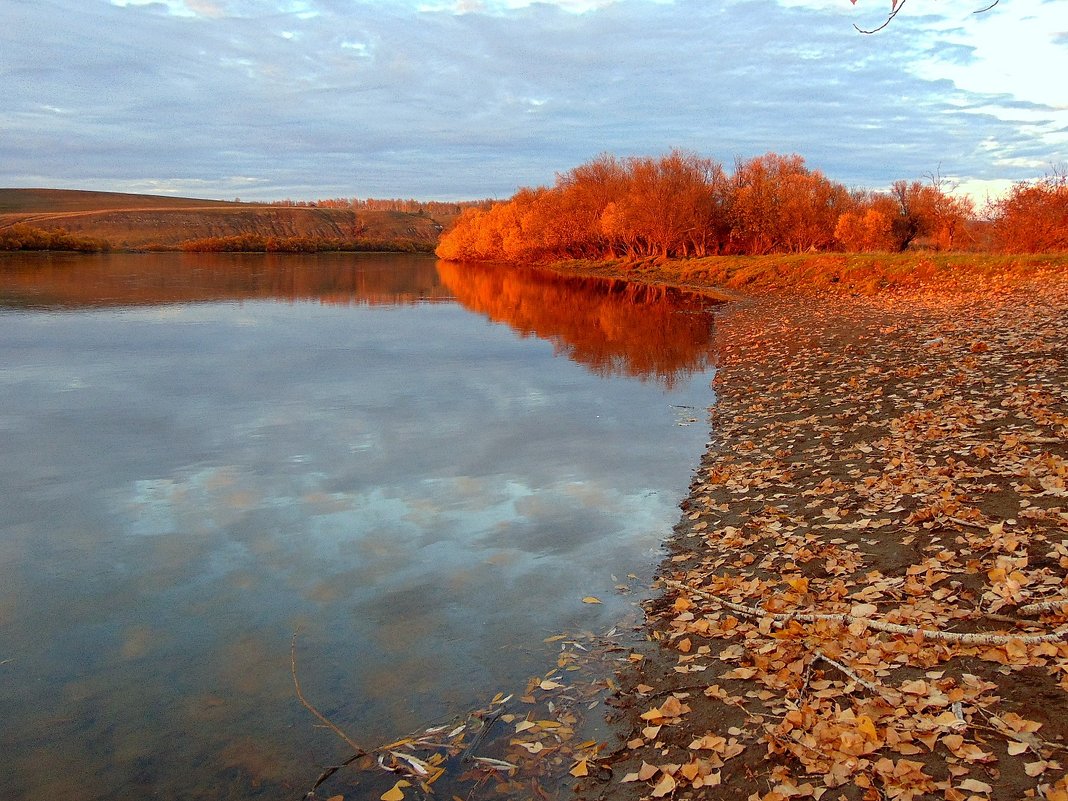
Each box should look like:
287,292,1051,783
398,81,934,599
728,154,849,254
989,170,1068,253
834,191,898,251
435,150,979,264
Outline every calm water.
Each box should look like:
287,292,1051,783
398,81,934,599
0,252,717,801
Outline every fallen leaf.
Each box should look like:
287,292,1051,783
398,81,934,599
959,778,992,794
582,596,602,604
381,781,410,801
637,761,659,781
651,773,676,797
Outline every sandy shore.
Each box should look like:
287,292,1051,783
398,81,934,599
574,268,1068,800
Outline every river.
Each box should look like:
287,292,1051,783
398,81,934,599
0,251,717,801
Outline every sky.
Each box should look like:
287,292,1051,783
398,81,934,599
2,0,1065,202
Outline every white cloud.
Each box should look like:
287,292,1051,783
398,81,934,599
2,0,1064,199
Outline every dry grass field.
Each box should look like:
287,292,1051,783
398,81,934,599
0,189,449,250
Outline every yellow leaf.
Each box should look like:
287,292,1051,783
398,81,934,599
856,715,878,741
680,761,701,781
582,596,602,604
381,781,410,801
959,778,992,793
785,577,809,593
637,761,659,781
659,695,686,717
651,773,676,797
327,796,344,801
689,734,726,751
539,679,564,691
569,758,589,777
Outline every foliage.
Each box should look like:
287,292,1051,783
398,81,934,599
990,172,1068,254
436,151,1000,265
0,223,111,252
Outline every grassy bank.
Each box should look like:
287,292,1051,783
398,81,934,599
546,252,1068,298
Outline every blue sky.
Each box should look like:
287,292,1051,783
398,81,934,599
2,0,1065,202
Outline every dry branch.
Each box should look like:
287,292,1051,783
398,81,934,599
811,649,900,703
1017,597,1068,616
661,579,1068,646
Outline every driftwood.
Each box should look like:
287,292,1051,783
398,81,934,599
661,579,1068,646
1016,597,1068,616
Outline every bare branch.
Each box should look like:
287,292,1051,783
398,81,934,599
855,0,907,35
855,0,997,34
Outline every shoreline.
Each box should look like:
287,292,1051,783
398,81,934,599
565,260,1068,800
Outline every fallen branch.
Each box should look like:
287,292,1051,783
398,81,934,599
661,579,1068,645
1017,597,1068,617
812,649,901,704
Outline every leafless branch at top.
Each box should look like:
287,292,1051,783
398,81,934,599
854,0,907,35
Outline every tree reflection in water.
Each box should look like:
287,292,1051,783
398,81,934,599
437,260,719,388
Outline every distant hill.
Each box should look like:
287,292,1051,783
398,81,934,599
0,189,452,250
0,188,242,214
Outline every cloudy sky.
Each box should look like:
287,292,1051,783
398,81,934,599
2,0,1065,201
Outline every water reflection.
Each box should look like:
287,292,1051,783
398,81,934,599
0,251,449,308
439,261,717,387
0,253,715,801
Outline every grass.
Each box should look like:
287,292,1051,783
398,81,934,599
548,252,1068,296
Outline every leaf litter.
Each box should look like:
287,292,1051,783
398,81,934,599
292,623,636,801
573,274,1068,801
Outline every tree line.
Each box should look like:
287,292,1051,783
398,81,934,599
269,197,486,217
436,151,1067,263
178,234,433,253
